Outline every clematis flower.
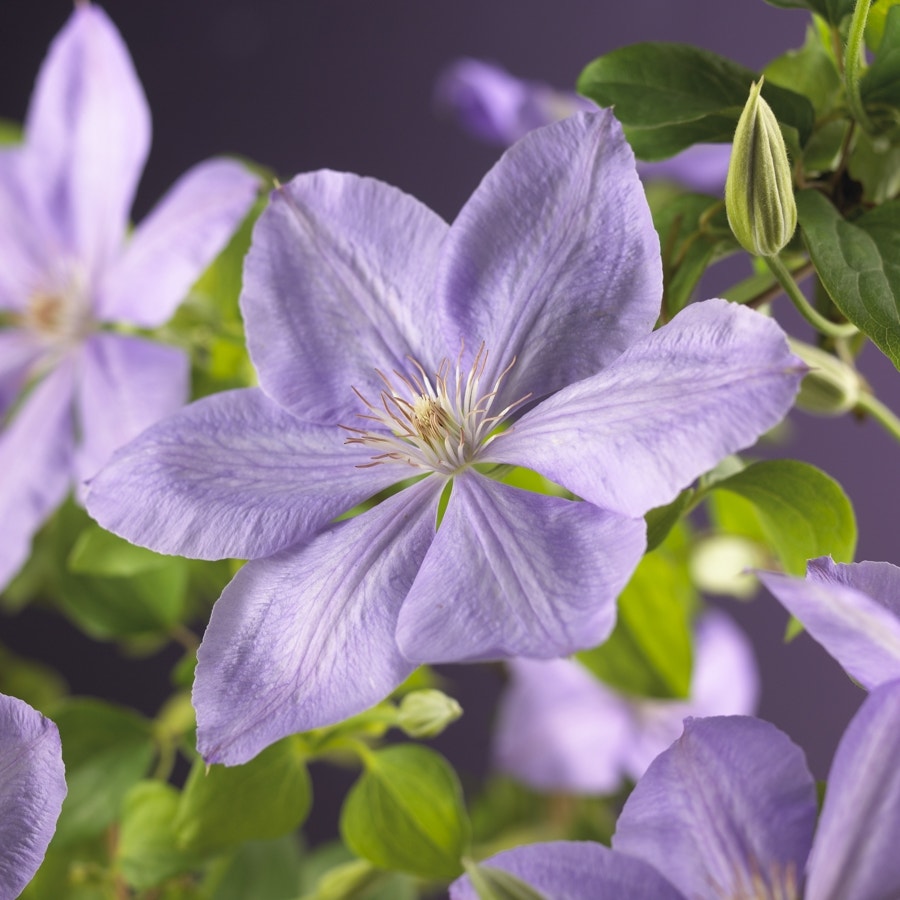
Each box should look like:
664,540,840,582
452,679,900,899
0,693,66,899
434,57,730,192
493,610,759,794
760,557,900,689
87,108,802,765
0,4,259,590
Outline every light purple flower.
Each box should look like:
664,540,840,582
493,610,759,794
0,693,66,899
760,557,900,690
453,679,900,899
435,58,730,193
0,5,259,590
434,58,594,146
87,108,801,765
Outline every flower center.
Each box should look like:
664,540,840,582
22,265,93,346
343,343,528,474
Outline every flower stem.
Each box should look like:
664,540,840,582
856,391,900,444
845,0,877,134
763,254,858,338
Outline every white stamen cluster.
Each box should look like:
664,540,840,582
343,343,528,475
22,263,93,347
717,859,799,900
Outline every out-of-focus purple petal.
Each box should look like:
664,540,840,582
23,5,150,276
639,144,731,194
0,361,75,591
434,58,594,146
759,561,900,690
493,658,633,794
86,387,402,561
805,679,900,900
0,693,66,899
488,299,803,517
449,841,685,900
241,172,449,424
621,611,760,780
98,158,259,326
436,110,661,410
613,716,817,900
194,479,441,765
0,330,44,418
74,333,189,494
396,472,646,663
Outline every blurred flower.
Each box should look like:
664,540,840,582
88,109,801,766
0,692,66,898
760,557,900,689
0,5,259,590
493,610,758,794
434,58,730,193
452,679,900,899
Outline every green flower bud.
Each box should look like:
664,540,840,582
789,339,863,416
725,78,797,257
397,689,462,738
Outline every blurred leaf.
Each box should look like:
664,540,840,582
798,190,900,370
848,129,900,202
68,524,171,577
205,834,304,900
303,858,416,900
763,0,855,26
464,861,548,900
868,0,900,49
645,488,695,553
578,43,813,159
340,744,470,879
710,459,856,574
765,24,842,114
116,781,207,890
175,737,312,854
578,549,694,699
20,835,110,900
0,644,67,711
52,699,155,846
861,5,900,130
0,118,21,145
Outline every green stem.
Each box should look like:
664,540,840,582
845,0,876,134
856,391,900,444
763,254,858,338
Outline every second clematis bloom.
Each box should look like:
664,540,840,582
0,5,259,591
88,108,802,765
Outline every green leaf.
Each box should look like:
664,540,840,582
68,524,171,576
868,0,900,49
340,744,470,879
861,4,900,129
848,129,900,202
653,193,737,317
116,782,207,890
577,43,814,158
710,459,856,574
797,189,900,369
578,549,694,699
645,488,695,552
175,736,312,854
0,643,67,711
0,118,21,145
52,699,155,846
464,860,548,900
763,0,855,26
205,835,304,900
765,25,843,116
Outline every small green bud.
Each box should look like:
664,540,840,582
725,78,797,257
397,689,462,738
789,339,863,416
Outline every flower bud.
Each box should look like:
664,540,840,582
789,339,863,416
397,689,462,739
725,78,797,257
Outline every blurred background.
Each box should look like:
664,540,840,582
1,0,894,832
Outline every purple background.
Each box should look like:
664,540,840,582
1,0,894,818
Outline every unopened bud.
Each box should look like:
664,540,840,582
725,78,797,257
397,689,462,738
789,340,863,415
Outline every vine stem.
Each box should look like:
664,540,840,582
763,254,858,338
857,391,900,444
845,0,876,134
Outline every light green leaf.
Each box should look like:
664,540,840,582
578,549,694,699
68,524,171,576
117,782,207,890
763,0,855,26
464,860,548,900
710,459,856,574
798,190,900,369
765,25,842,115
205,834,304,900
52,699,155,846
861,4,900,129
645,488,696,553
175,736,312,854
340,744,470,879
